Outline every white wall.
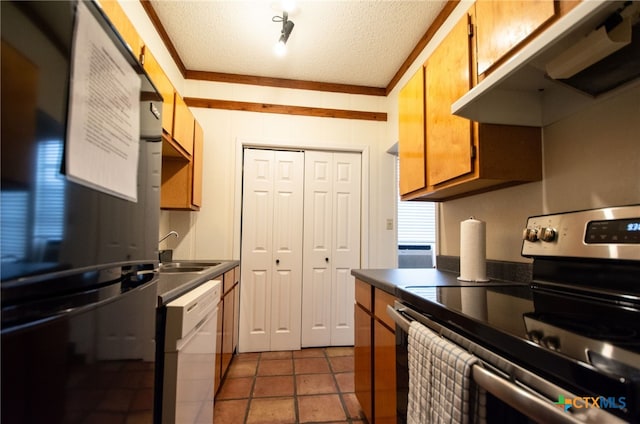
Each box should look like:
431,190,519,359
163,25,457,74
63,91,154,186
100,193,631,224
166,85,397,268
438,85,640,263
123,0,639,268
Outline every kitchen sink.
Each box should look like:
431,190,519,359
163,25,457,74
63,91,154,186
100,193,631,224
161,261,221,268
159,266,208,273
159,261,222,273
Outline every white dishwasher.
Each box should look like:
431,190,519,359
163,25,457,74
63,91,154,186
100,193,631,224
162,280,221,424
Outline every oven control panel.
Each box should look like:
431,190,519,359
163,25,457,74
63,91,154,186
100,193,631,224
585,219,640,244
521,205,640,260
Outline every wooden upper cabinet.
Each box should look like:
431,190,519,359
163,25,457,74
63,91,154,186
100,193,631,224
142,47,174,140
398,67,426,196
425,14,473,187
161,118,202,211
98,0,143,60
99,0,206,210
191,120,204,208
399,6,542,201
173,93,195,157
475,0,556,76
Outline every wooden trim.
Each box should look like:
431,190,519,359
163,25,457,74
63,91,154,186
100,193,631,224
139,0,187,77
138,0,458,97
185,97,388,121
185,70,386,96
386,0,460,95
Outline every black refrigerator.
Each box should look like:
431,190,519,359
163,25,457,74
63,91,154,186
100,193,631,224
1,1,163,422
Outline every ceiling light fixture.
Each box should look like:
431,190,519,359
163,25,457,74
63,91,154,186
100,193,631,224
272,11,295,57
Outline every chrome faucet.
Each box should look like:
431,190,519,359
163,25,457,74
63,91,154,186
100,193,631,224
158,230,179,244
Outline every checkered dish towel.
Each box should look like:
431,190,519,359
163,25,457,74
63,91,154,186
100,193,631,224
407,320,486,424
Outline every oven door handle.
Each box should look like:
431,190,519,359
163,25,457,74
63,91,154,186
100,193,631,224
387,304,411,332
472,366,582,424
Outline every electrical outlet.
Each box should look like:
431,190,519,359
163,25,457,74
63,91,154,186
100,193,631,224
386,218,393,230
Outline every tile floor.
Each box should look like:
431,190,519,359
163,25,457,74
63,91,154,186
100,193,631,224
213,347,365,424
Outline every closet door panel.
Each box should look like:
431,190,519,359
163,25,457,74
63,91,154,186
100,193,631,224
240,150,275,352
331,153,361,346
303,151,361,347
270,151,304,351
239,149,303,352
302,152,333,347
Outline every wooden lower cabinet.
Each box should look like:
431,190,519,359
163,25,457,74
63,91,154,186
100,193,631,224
374,320,397,424
213,266,240,395
221,288,234,377
214,301,223,393
354,279,397,423
232,272,240,354
354,303,373,421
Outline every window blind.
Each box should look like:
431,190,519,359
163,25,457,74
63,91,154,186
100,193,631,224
396,158,436,245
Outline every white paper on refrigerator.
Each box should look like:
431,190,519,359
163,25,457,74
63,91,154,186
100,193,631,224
65,1,141,202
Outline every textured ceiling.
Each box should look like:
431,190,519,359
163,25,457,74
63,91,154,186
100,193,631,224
148,0,448,88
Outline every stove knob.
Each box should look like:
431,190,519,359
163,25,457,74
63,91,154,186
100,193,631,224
527,330,543,343
543,336,560,351
540,227,557,242
523,228,539,242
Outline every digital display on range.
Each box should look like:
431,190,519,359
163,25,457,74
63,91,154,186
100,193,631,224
585,218,640,244
627,222,640,232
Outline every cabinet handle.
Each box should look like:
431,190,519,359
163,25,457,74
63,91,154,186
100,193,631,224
325,257,329,262
276,259,280,265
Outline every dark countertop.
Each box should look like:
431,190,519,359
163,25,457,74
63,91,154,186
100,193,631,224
351,268,518,296
157,260,239,305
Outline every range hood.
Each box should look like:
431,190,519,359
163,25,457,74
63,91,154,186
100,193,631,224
452,1,640,127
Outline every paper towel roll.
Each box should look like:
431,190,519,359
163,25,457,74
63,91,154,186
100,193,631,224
458,217,489,282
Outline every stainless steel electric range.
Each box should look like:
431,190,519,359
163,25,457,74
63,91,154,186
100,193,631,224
391,205,640,423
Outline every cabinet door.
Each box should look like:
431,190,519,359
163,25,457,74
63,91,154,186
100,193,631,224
354,303,372,423
172,93,194,157
221,292,234,377
160,158,191,209
398,67,426,195
475,0,555,76
142,47,174,139
374,320,397,424
214,304,223,394
425,13,473,186
191,121,203,208
232,271,240,353
98,1,143,60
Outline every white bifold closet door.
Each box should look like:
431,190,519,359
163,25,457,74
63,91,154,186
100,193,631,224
239,149,304,352
301,151,361,347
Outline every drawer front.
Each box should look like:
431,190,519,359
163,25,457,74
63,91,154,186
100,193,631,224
374,288,396,330
355,279,372,311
